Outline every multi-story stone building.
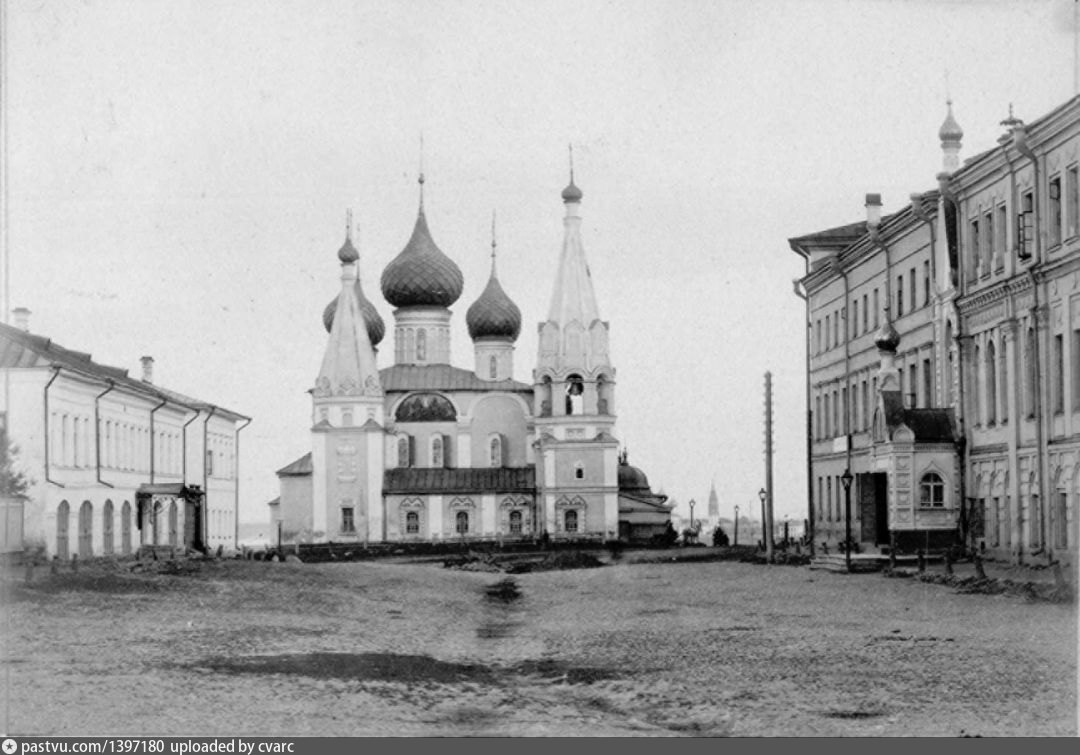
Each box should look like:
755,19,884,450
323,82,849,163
792,95,1080,566
0,312,249,557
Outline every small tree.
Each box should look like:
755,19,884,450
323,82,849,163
0,428,31,499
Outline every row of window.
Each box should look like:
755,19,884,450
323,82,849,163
395,326,449,363
968,492,1073,551
50,414,185,474
393,433,508,468
814,355,934,439
967,165,1079,279
813,262,933,355
353,508,580,536
815,472,945,523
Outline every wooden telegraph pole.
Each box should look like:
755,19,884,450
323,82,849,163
764,371,776,563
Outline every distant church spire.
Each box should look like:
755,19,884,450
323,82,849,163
548,158,599,326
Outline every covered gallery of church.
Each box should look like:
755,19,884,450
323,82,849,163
271,169,672,544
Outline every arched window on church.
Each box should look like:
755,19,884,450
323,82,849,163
489,355,498,380
405,511,420,534
489,435,503,468
509,510,523,534
456,511,469,535
565,374,584,415
416,329,427,361
430,435,443,468
564,509,578,533
397,436,411,468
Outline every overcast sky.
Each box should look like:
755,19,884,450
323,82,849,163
3,0,1076,525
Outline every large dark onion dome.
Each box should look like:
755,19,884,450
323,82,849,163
322,236,385,346
466,271,522,340
380,206,464,308
618,456,652,494
874,318,901,353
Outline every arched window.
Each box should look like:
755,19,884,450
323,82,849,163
564,509,578,533
405,511,420,534
489,435,503,468
455,511,469,535
919,472,946,508
342,409,353,427
972,344,982,425
986,341,997,424
416,328,427,361
574,463,584,480
540,376,553,417
430,435,443,468
509,510,523,534
1000,338,1009,423
1025,326,1036,418
78,500,93,558
103,500,114,555
168,501,179,547
121,501,132,555
565,374,584,415
397,436,411,468
56,500,70,560
489,355,498,380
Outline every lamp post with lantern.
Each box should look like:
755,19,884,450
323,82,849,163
733,505,739,546
841,468,854,573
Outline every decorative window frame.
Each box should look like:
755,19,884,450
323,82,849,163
399,497,425,537
918,468,948,509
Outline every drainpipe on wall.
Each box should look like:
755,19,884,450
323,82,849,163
202,406,217,551
181,410,200,484
793,276,815,557
93,380,116,488
43,366,64,488
1014,126,1050,561
148,397,168,484
233,416,252,548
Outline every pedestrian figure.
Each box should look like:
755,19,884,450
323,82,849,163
917,549,925,573
974,552,987,580
71,553,78,573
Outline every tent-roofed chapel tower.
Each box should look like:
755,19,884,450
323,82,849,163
533,163,620,539
310,223,386,542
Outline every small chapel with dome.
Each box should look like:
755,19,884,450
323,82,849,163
272,166,672,544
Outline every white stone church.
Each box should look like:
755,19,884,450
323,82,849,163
271,169,672,544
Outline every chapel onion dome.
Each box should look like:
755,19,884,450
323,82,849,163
380,206,464,308
874,320,901,354
561,179,583,203
618,457,652,494
321,282,386,346
337,235,359,264
939,101,964,143
466,273,522,341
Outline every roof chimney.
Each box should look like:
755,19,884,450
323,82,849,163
12,307,30,332
140,355,154,383
865,193,882,229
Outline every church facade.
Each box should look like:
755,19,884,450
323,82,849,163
272,171,671,544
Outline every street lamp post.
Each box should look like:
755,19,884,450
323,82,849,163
758,488,767,550
734,505,739,546
841,468,854,573
689,499,696,532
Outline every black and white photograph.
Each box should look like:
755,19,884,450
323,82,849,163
1,0,1077,738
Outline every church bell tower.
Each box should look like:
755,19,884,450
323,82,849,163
533,158,619,540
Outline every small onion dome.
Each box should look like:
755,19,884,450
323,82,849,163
322,281,386,347
337,235,359,264
380,207,464,308
561,180,583,203
618,459,652,494
874,319,901,353
466,272,522,340
939,101,963,143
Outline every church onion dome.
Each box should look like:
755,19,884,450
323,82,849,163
874,319,901,353
561,180,583,203
380,207,464,308
939,101,963,143
322,281,386,346
338,236,359,264
618,459,652,494
466,273,522,341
